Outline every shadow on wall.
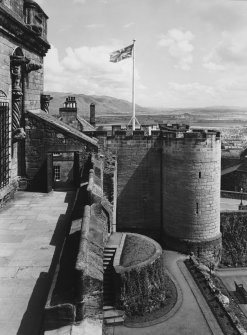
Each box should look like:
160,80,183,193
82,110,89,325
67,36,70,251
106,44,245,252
115,140,162,240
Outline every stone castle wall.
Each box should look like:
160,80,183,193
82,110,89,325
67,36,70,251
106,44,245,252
162,132,221,243
25,113,97,191
98,131,162,238
95,129,222,262
0,0,49,204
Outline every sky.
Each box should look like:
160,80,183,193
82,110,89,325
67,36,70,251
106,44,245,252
36,0,247,108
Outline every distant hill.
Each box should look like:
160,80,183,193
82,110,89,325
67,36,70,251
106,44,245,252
45,91,159,119
45,91,247,124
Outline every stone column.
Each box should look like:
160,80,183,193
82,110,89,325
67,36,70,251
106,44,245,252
41,94,53,113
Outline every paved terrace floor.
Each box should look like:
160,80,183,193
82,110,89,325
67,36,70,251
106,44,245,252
0,190,75,335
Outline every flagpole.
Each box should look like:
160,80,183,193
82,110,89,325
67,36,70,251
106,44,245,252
132,39,136,131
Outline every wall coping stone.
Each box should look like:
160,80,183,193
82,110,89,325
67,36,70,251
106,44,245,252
114,233,162,274
113,233,126,269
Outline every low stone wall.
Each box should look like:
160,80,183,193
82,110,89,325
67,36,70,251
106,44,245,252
75,202,108,320
186,257,247,335
221,190,247,200
44,160,112,333
114,233,166,316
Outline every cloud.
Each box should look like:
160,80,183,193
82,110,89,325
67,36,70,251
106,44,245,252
203,31,247,71
35,0,45,4
85,24,105,29
158,29,194,70
124,22,134,29
169,82,216,96
44,45,144,101
73,0,86,3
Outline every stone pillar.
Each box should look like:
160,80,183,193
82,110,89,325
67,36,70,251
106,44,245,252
10,55,29,140
41,94,53,113
90,103,96,127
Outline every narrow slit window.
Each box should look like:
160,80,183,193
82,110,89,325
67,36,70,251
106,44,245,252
199,172,201,178
196,202,199,214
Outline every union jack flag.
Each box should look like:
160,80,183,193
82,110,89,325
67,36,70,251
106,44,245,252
110,44,134,63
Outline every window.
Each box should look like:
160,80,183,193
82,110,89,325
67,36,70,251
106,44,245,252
199,171,201,178
0,102,10,189
196,202,199,214
53,166,60,181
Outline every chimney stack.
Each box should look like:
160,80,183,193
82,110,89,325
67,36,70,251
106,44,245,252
90,103,96,127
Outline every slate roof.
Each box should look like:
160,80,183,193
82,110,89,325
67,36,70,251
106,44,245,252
27,109,98,147
77,116,96,132
221,164,242,176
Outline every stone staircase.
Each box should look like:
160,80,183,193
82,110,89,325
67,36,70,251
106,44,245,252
103,247,125,326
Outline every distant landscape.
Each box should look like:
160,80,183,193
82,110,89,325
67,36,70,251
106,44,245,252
46,91,247,128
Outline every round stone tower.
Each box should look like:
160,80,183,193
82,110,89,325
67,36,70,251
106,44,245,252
162,129,221,264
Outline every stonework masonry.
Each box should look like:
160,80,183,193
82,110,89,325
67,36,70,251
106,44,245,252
95,129,222,262
25,112,98,191
162,132,221,262
0,0,50,206
98,131,162,238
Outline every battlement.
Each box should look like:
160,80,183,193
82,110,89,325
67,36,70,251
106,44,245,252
92,126,220,143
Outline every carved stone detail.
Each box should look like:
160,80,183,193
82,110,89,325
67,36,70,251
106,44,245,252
10,56,30,141
40,94,53,113
0,7,50,56
26,61,42,73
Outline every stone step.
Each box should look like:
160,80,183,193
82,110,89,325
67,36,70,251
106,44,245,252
104,301,115,307
104,258,114,263
103,306,114,311
104,250,116,255
104,316,125,326
104,309,125,320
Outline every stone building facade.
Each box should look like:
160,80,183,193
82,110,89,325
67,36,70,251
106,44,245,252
0,0,50,205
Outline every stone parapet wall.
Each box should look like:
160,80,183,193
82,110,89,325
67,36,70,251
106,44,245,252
221,190,247,200
44,162,111,333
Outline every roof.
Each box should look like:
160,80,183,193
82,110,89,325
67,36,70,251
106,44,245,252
221,164,242,176
77,116,96,132
27,109,98,147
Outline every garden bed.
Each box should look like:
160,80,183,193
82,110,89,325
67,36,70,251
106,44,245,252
221,212,247,267
124,270,177,326
116,234,166,317
185,258,247,335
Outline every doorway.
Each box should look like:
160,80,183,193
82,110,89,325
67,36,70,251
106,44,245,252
46,151,80,192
